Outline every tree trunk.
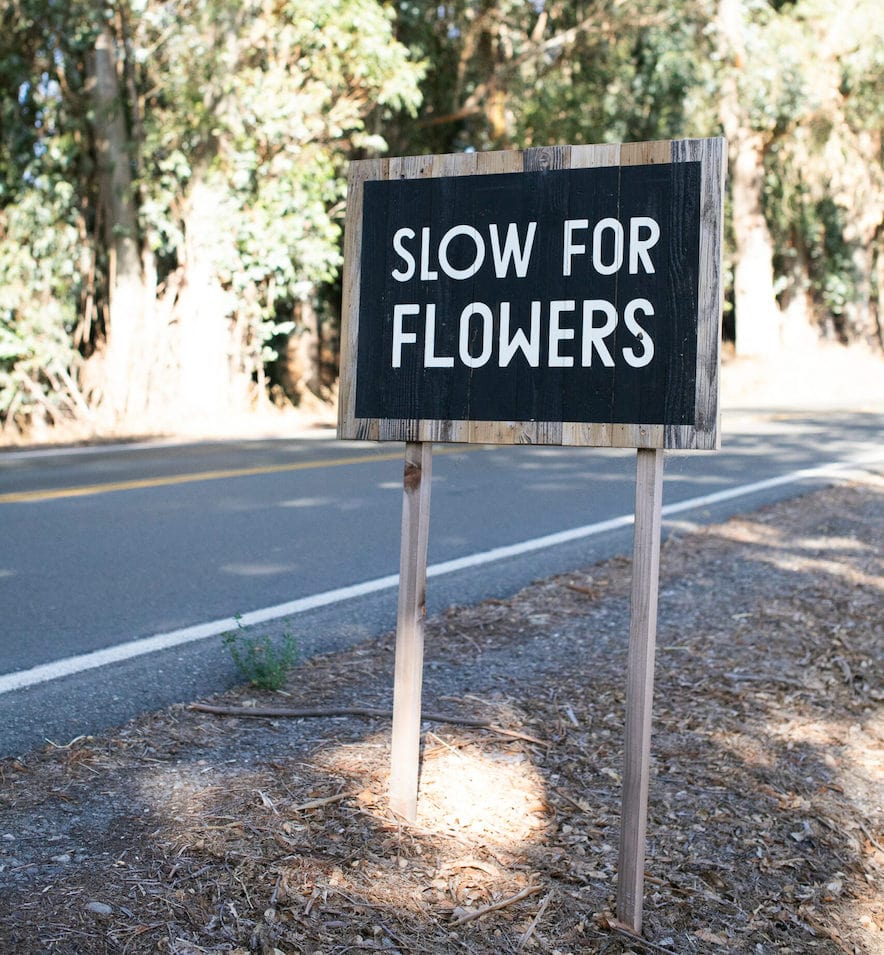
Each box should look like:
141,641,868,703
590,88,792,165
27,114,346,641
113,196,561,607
87,25,147,423
172,172,241,425
779,234,819,351
717,0,783,357
281,299,323,403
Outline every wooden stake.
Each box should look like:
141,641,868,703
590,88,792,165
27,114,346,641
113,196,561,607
389,441,433,821
617,447,664,933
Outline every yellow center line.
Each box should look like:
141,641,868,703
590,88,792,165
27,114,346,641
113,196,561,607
0,445,479,504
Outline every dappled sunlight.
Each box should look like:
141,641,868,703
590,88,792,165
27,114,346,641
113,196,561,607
277,496,334,508
220,561,298,577
125,724,557,943
704,494,884,591
523,481,588,493
770,710,884,806
414,739,548,843
137,761,241,826
316,730,550,849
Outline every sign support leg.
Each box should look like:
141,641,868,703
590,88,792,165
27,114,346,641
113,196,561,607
617,447,664,933
389,441,433,822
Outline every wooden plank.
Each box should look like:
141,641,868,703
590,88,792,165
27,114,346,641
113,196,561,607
475,149,520,176
338,158,387,439
570,142,620,170
524,144,571,172
617,447,664,933
673,137,726,450
389,441,434,822
621,139,671,166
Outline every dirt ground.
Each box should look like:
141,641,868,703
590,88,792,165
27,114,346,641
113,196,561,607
0,467,881,953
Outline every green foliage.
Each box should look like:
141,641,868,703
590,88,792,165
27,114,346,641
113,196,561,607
223,620,299,691
1,0,882,436
0,0,423,432
131,0,423,354
0,0,100,429
392,0,710,154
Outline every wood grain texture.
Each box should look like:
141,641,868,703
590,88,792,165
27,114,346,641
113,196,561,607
338,158,386,438
671,137,726,450
338,140,725,451
389,441,433,822
621,139,672,166
570,142,621,170
616,447,664,933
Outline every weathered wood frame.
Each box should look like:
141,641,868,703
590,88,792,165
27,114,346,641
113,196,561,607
338,138,725,451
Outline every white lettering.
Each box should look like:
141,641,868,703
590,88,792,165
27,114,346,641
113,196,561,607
391,228,416,282
563,219,589,276
439,225,485,280
581,300,617,367
459,302,494,367
592,218,624,275
622,298,655,367
629,217,660,274
489,222,536,278
420,226,438,280
499,302,541,367
392,304,419,368
548,300,576,367
423,304,454,367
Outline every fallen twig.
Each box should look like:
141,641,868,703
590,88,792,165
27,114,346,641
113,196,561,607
289,791,355,813
450,885,543,926
598,916,679,955
188,702,544,742
858,820,884,854
517,891,552,951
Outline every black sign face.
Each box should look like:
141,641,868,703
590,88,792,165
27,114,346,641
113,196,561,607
354,162,701,426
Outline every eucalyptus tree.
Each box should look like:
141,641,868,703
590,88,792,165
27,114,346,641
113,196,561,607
1,0,421,433
390,0,882,356
393,0,708,155
715,0,884,354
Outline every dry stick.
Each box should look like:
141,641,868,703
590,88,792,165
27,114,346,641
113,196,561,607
859,820,884,854
602,918,679,955
187,702,543,744
289,791,356,813
450,885,543,927
516,891,552,951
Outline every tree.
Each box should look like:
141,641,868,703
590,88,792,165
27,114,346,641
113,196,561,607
392,0,708,155
0,0,422,434
391,0,882,356
2,0,881,440
714,0,884,354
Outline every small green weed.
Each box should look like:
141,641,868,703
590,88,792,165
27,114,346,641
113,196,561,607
223,619,298,691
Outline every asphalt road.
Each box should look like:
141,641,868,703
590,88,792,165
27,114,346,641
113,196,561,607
1,407,882,756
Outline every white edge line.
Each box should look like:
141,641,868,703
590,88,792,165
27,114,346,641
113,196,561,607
1,453,880,696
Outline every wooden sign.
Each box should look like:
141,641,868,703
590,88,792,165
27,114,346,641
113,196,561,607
336,139,726,938
339,139,725,450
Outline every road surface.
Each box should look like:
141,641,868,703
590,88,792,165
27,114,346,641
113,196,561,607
1,406,881,755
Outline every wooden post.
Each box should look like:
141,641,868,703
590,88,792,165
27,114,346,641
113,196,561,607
617,447,665,933
389,441,433,821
